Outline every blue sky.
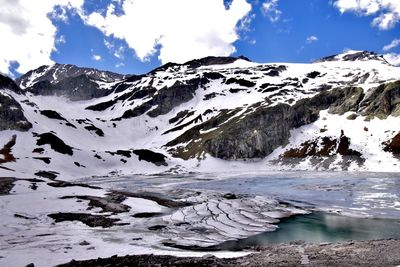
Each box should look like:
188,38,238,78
1,0,399,76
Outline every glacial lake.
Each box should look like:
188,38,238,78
216,212,400,249
81,171,400,247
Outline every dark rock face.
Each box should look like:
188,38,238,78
315,51,388,64
0,74,22,94
168,86,363,160
132,149,167,166
184,56,249,69
0,177,16,195
36,132,73,155
204,104,297,159
27,74,110,101
17,64,126,101
225,78,256,87
282,131,363,163
120,78,207,119
149,56,248,74
0,76,32,131
360,80,400,119
17,63,125,87
383,132,400,155
0,135,17,164
48,212,119,228
34,170,59,179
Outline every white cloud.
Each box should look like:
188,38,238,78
384,52,400,66
333,0,400,30
104,39,126,60
262,0,282,23
306,35,318,43
82,0,252,64
383,38,400,51
115,62,125,68
0,0,84,75
92,54,102,61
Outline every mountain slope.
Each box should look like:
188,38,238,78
1,50,400,179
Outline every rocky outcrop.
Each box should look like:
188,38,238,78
27,74,111,101
35,132,74,155
17,64,126,101
383,132,400,155
167,86,364,160
280,130,364,169
0,75,32,131
0,74,22,94
119,77,208,119
17,63,125,88
360,80,400,119
315,50,389,65
0,135,17,164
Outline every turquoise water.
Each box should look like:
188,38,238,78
217,212,400,250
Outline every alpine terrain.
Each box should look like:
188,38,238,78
1,50,400,179
2,50,400,266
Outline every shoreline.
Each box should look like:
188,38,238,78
58,239,400,266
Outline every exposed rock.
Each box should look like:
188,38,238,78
36,132,73,155
84,125,104,137
169,110,195,124
120,78,207,119
33,157,51,164
48,212,119,228
132,149,168,166
203,72,225,80
306,71,321,79
0,135,17,164
360,80,400,119
61,194,130,214
17,64,126,101
105,149,132,158
0,177,16,195
34,170,59,179
383,132,400,155
168,86,363,160
40,110,67,121
0,77,32,131
113,191,190,208
0,74,22,94
225,78,256,87
184,56,249,69
315,50,389,64
131,212,164,218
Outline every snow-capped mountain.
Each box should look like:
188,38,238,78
1,50,400,179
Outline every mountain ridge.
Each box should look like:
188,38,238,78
1,50,400,179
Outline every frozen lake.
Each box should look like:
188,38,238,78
86,171,400,219
2,171,400,266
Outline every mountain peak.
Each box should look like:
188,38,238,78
314,50,389,64
17,63,127,89
149,55,250,74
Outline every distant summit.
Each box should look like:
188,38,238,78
314,50,389,65
149,55,250,74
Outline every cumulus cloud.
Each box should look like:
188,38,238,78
333,0,400,30
384,53,400,66
383,38,400,51
262,0,282,23
306,35,318,43
0,0,84,75
82,0,252,64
